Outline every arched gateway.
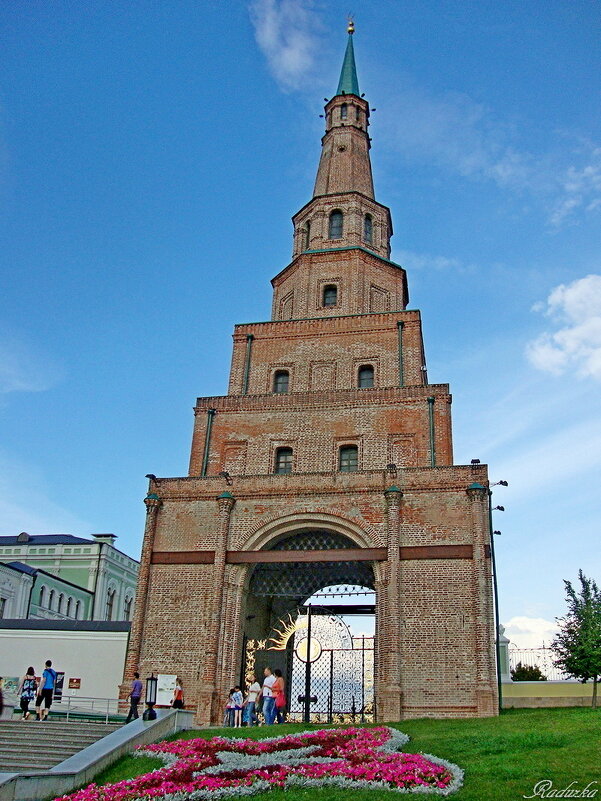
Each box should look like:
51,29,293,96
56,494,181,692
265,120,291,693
123,26,498,724
241,528,377,722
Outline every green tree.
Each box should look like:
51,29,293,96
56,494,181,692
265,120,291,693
552,570,601,708
510,661,547,681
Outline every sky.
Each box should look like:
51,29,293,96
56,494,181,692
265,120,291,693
1,1,600,650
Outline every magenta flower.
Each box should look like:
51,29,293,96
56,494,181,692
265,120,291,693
53,727,463,800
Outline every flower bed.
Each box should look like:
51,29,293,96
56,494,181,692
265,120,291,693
54,726,463,800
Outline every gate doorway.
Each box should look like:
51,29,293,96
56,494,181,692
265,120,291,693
240,528,376,723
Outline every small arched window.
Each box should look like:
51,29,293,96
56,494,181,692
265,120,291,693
340,103,348,120
355,106,361,122
58,593,64,613
358,365,374,388
274,447,293,474
329,210,343,239
304,220,311,251
339,445,359,472
39,586,46,607
66,597,72,617
363,214,373,244
75,600,81,620
48,589,55,610
124,597,133,621
273,370,289,394
323,285,338,307
106,589,115,621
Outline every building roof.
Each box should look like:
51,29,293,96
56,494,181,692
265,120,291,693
0,533,92,545
336,29,360,97
3,561,37,576
0,619,131,632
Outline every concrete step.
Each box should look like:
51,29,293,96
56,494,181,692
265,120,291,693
0,720,122,773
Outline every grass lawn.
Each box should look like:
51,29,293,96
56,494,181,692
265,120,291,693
92,708,600,800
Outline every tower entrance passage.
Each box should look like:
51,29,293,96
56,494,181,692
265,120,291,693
240,530,376,723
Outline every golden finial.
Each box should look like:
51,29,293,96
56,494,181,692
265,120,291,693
347,16,355,35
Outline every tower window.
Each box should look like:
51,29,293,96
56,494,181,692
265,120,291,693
273,370,290,394
363,214,373,244
340,103,348,120
323,284,338,307
358,365,374,388
339,445,359,472
356,106,361,122
329,210,343,239
274,447,293,474
304,220,311,250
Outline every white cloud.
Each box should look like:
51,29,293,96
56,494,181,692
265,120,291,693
549,147,601,227
249,0,318,92
502,616,558,650
378,80,545,194
525,274,601,380
396,249,464,273
0,337,63,395
492,414,601,500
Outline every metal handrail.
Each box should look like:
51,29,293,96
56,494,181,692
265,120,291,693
56,695,129,723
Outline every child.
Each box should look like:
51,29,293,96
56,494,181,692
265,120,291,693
224,689,235,727
232,685,243,728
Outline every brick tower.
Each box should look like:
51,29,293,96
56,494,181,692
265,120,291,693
124,24,498,723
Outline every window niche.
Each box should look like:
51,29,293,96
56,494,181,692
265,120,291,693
328,210,343,239
322,284,338,307
273,370,290,394
274,447,293,474
363,214,373,244
358,365,375,388
339,445,359,472
304,220,311,251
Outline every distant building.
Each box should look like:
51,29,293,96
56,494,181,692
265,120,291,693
0,532,138,621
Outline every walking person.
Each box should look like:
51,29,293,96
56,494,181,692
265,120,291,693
17,667,37,720
35,660,57,721
171,678,184,709
125,672,143,723
261,667,276,725
243,676,261,726
273,668,286,724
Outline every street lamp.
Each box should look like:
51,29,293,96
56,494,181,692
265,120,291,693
488,482,508,713
143,673,158,721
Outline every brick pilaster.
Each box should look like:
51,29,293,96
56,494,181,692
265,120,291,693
121,494,162,695
196,492,235,725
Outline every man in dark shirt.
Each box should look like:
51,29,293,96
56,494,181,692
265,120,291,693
125,672,143,723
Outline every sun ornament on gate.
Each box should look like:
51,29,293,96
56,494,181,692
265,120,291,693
54,727,464,800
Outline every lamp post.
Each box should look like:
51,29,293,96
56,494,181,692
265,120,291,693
143,673,158,721
488,481,507,713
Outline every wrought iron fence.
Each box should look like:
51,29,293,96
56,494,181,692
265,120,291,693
287,637,374,723
508,647,570,681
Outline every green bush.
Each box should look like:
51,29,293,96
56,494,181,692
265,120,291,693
510,661,547,681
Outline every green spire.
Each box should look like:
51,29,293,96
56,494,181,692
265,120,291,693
336,21,360,97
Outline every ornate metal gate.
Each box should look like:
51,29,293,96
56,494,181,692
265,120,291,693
241,609,374,723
